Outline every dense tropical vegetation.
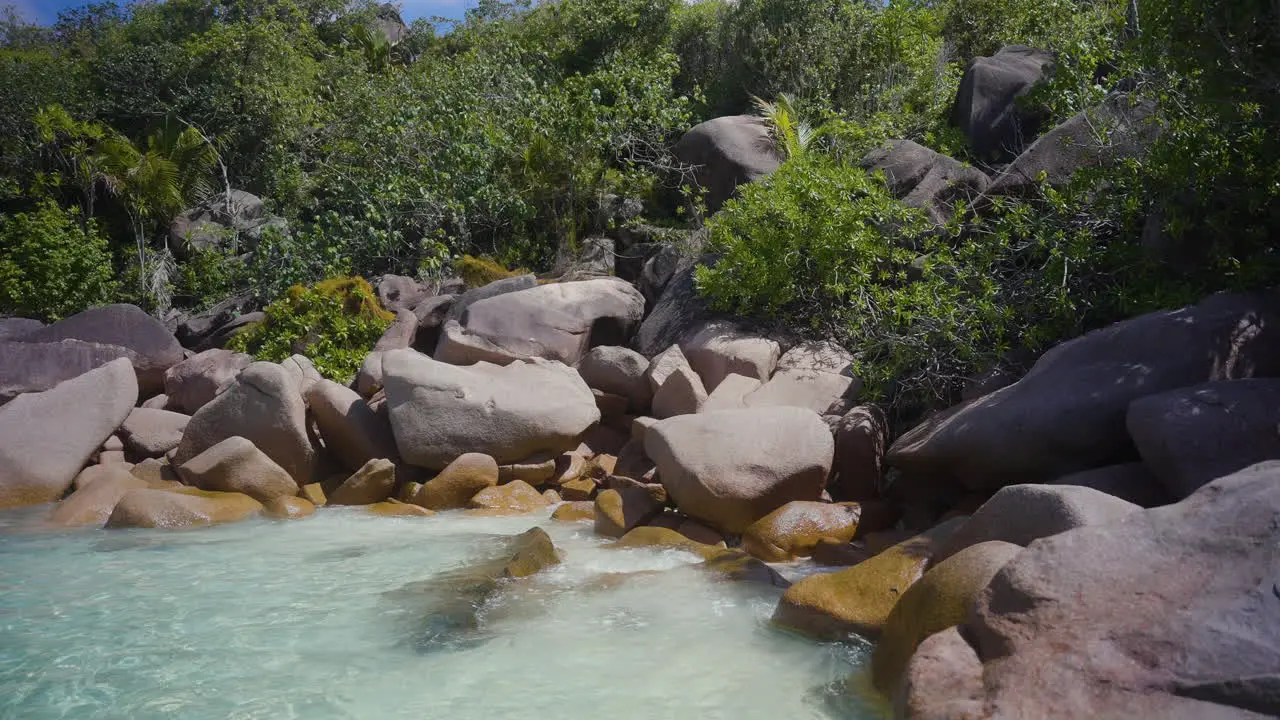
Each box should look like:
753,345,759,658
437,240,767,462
1,0,1277,408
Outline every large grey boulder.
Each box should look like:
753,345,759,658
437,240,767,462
1128,379,1280,499
445,274,537,325
861,139,991,224
171,362,316,485
306,379,400,472
950,45,1054,163
382,349,600,469
0,358,137,508
163,349,253,415
168,190,285,259
436,278,645,366
682,323,780,393
672,115,782,214
1050,462,1173,508
645,407,834,533
0,339,135,406
578,346,652,411
931,483,1140,566
375,274,430,313
987,92,1159,196
907,462,1280,718
118,407,189,459
14,304,183,397
0,317,42,340
887,292,1280,492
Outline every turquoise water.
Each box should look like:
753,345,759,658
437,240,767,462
0,507,881,719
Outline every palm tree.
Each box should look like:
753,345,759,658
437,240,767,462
751,93,825,160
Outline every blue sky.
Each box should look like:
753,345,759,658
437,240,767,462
8,0,474,25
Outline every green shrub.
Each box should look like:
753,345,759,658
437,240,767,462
227,276,393,381
695,154,1011,407
173,247,250,311
0,201,118,321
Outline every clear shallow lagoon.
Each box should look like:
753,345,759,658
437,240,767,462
0,508,884,719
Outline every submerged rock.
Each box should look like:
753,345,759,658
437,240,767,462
48,467,148,528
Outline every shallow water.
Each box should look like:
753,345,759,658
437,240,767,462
0,507,885,719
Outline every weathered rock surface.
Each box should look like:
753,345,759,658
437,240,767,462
741,501,862,562
118,408,189,459
895,626,985,720
105,488,263,529
176,436,300,502
682,324,780,393
328,458,397,506
48,467,148,527
171,362,316,485
445,274,537,325
1050,462,1173,508
436,279,644,366
646,407,834,533
931,484,1140,566
382,350,599,469
872,541,1023,695
861,139,991,224
911,462,1280,718
828,406,889,501
988,92,1159,197
551,501,596,522
163,349,253,415
672,115,782,213
951,45,1054,163
593,487,664,539
888,292,1280,491
466,480,548,515
1128,379,1280,499
376,274,430,313
650,364,708,418
0,339,135,405
772,517,965,641
744,368,856,415
700,372,762,412
578,346,652,411
13,304,183,397
0,358,137,508
306,379,399,471
263,496,316,520
413,453,499,510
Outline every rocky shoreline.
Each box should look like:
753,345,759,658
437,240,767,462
3,268,1279,718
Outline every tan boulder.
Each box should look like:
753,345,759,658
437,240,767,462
306,379,400,472
0,358,137,508
700,372,762,412
744,368,856,415
413,453,499,510
163,348,252,414
263,496,317,520
397,481,424,503
772,517,965,640
645,511,724,546
172,362,316,485
613,525,718,555
382,350,600,468
369,499,436,517
49,467,148,527
299,483,328,506
502,527,562,578
646,407,834,533
651,364,707,418
551,501,596,522
742,501,862,562
542,488,562,503
872,541,1023,696
467,480,549,515
594,487,664,538
559,476,598,502
176,436,299,503
280,354,323,395
701,548,791,588
497,458,557,485
105,488,263,529
74,463,129,490
893,627,985,720
328,458,397,506
129,458,181,487
118,407,189,459
578,346,652,411
682,325,780,392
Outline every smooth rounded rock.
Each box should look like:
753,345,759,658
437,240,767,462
263,496,316,520
467,480,548,515
48,467,148,527
593,488,664,539
176,436,300,503
307,379,401,472
741,501,862,562
328,458,397,506
106,488,263,529
413,453,499,510
162,348,252,414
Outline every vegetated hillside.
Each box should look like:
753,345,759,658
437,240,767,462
1,0,1277,411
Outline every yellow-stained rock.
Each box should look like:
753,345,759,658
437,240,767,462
467,479,548,515
369,499,436,517
559,476,597,502
300,483,328,506
498,458,557,485
415,453,499,510
542,489,561,503
129,458,181,487
872,541,1022,696
551,500,596,522
645,511,725,546
502,526,561,578
612,525,719,557
328,458,396,506
49,468,148,527
742,501,862,562
594,487,663,538
771,517,966,640
701,548,791,588
398,481,424,503
105,488,263,529
263,495,317,520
